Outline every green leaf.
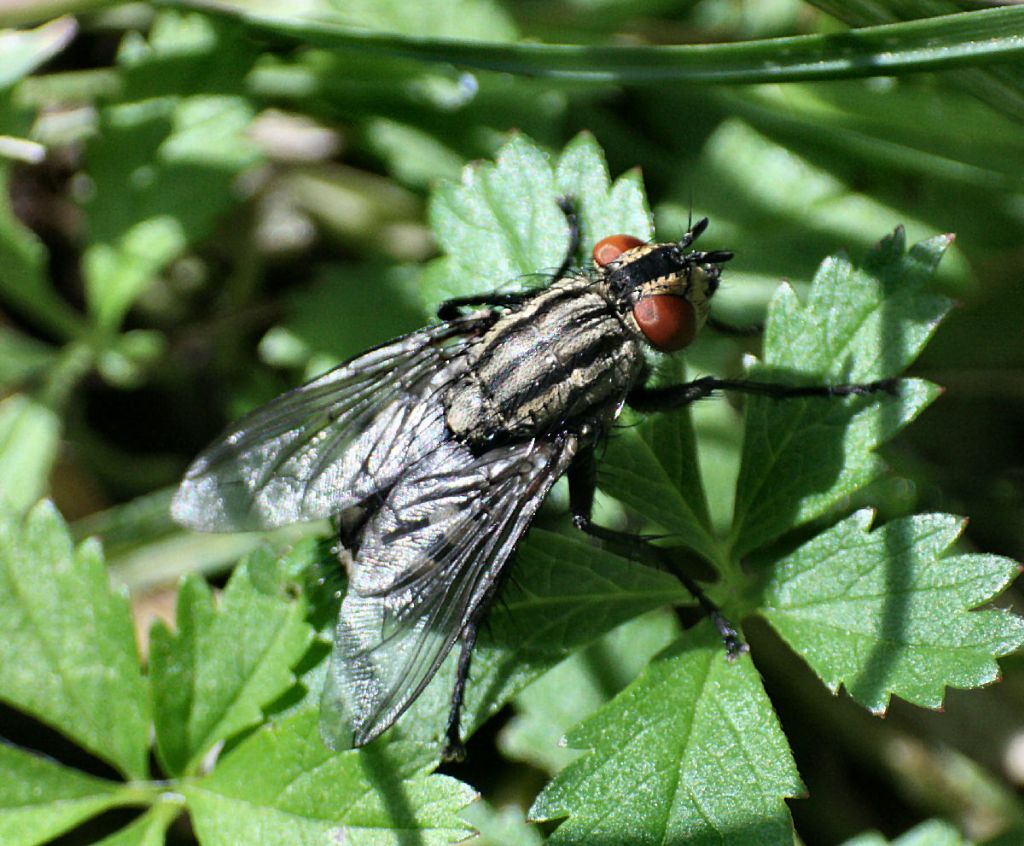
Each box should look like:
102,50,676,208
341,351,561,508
203,4,1024,84
0,16,77,89
0,742,122,846
421,133,574,310
0,393,60,513
0,502,150,779
460,798,544,846
150,549,314,776
0,328,57,386
760,510,1024,714
81,12,261,332
531,621,803,845
421,131,649,312
94,806,179,846
489,530,686,651
731,227,953,556
842,818,971,846
184,709,476,846
762,229,954,381
363,118,465,189
82,96,258,332
553,130,653,252
500,609,679,774
320,0,517,40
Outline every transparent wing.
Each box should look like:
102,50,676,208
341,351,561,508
171,318,487,532
321,434,578,748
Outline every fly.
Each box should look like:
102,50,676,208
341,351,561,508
171,200,895,760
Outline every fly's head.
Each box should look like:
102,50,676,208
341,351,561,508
594,218,732,352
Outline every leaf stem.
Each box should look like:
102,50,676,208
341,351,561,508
196,4,1024,85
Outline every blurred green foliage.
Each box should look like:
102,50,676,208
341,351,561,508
2,2,1024,845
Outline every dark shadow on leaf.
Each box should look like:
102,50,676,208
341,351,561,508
850,231,914,709
732,360,903,558
357,744,426,846
538,801,795,845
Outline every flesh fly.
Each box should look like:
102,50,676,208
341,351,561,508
173,205,892,759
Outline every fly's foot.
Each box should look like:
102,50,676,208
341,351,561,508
442,738,467,763
711,610,748,661
828,377,900,397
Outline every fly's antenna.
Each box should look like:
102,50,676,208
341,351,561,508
679,217,710,250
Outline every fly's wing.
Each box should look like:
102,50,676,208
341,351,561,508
321,434,578,748
171,319,486,532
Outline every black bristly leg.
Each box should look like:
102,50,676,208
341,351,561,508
442,566,511,762
627,375,899,413
442,624,477,762
552,195,581,281
567,440,745,659
436,197,582,322
436,291,535,321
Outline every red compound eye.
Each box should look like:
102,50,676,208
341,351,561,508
592,234,645,267
632,295,697,352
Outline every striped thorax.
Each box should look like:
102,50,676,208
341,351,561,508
444,230,729,446
443,276,644,443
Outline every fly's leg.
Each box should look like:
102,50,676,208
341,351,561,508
436,197,582,322
627,375,899,412
567,439,745,658
437,291,535,321
442,572,506,762
552,195,581,280
442,624,478,762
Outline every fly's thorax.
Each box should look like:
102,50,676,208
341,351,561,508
443,277,646,445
